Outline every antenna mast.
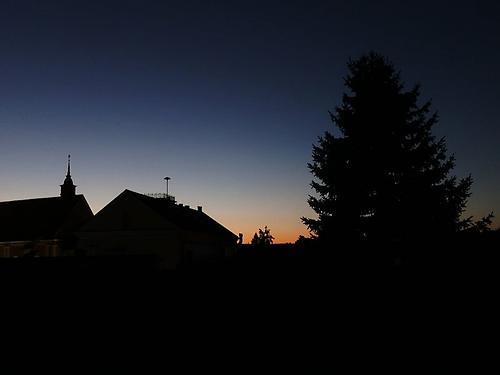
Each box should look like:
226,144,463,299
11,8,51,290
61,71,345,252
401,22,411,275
164,176,171,198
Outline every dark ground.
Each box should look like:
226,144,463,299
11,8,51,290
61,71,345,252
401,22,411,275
2,233,498,371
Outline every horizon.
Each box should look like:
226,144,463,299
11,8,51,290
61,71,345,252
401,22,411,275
0,170,308,244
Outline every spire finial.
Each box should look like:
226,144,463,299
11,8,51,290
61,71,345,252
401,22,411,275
67,154,71,177
61,154,76,198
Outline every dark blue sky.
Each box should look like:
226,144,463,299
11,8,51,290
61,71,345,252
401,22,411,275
0,0,499,241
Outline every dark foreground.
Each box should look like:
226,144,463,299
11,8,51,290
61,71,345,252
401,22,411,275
2,236,498,371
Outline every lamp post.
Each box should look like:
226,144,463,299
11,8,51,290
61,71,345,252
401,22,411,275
164,176,171,198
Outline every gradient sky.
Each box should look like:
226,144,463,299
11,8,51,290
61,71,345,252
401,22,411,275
0,0,499,243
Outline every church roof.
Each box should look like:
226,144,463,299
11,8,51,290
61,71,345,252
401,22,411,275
121,190,237,240
0,195,91,242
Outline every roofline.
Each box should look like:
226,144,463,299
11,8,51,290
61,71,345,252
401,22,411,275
89,189,238,239
0,194,86,205
87,189,182,231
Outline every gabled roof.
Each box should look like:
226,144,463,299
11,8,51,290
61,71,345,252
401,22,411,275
126,190,237,240
0,195,92,242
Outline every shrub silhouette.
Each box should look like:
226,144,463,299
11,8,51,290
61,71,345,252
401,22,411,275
251,226,275,246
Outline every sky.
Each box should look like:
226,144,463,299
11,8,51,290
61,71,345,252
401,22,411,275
0,0,499,243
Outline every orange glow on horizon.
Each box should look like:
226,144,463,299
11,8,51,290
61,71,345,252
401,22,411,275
224,222,310,245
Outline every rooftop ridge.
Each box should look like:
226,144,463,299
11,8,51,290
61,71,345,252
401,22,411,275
0,194,85,205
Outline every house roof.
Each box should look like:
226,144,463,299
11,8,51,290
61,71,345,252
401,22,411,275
0,195,91,242
126,190,238,240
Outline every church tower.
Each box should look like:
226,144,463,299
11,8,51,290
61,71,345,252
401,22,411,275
60,155,76,198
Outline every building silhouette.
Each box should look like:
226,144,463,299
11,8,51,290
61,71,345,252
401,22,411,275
77,189,238,269
0,157,237,269
0,156,94,257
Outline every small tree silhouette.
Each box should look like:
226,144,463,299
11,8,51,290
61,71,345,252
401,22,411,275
302,52,476,245
251,226,275,246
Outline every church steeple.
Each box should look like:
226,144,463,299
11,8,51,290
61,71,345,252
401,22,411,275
60,154,76,198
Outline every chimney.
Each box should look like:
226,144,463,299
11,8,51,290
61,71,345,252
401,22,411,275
197,206,203,212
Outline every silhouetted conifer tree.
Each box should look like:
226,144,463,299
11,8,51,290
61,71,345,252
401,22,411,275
302,52,473,244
